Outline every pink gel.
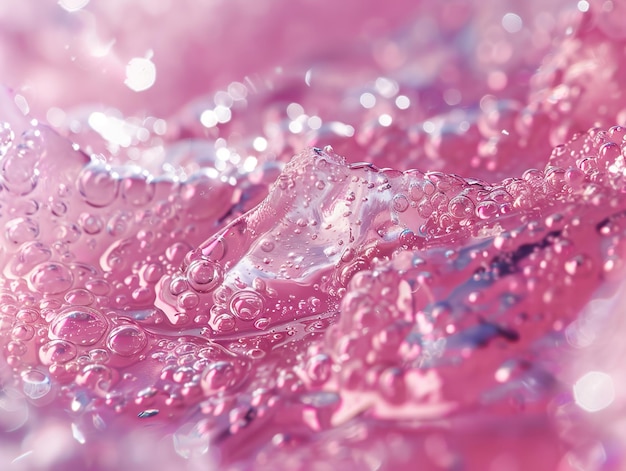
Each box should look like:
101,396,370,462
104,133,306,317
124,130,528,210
2,1,626,470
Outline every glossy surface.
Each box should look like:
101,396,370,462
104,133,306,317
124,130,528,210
2,1,626,470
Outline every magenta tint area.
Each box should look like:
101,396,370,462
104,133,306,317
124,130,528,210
2,0,626,470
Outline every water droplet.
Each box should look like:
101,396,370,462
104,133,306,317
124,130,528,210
260,240,275,252
166,242,193,264
392,194,410,212
29,262,73,294
230,290,265,321
201,360,248,394
106,324,148,356
187,259,222,293
11,324,35,341
476,201,499,219
79,213,104,235
254,317,270,330
448,195,475,219
2,148,39,195
85,279,110,296
0,122,15,155
5,217,39,244
306,354,332,384
64,288,95,306
16,309,38,324
77,164,119,207
168,276,189,296
178,291,200,309
213,313,236,332
121,174,155,206
21,370,51,399
50,308,107,346
409,183,424,201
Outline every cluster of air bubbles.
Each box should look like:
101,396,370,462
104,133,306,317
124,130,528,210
3,1,626,469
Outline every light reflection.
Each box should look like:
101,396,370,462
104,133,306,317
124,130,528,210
375,77,398,98
444,89,462,106
46,107,66,127
307,116,322,129
11,450,34,464
71,422,86,444
423,121,436,133
227,82,248,100
215,147,230,160
359,92,376,109
329,122,355,137
253,137,268,152
214,105,232,123
286,102,304,120
502,13,523,33
573,371,615,412
288,120,304,134
214,91,233,108
395,95,410,110
58,0,90,12
14,94,29,115
88,112,140,148
200,109,218,128
378,114,392,127
125,57,157,92
243,156,258,172
153,118,167,135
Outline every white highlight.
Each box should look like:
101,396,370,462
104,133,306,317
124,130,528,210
395,95,411,110
58,0,90,12
359,92,376,109
253,137,268,152
502,13,523,33
125,57,157,92
573,371,615,412
378,114,392,127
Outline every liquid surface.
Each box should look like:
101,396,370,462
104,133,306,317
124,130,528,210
2,1,626,470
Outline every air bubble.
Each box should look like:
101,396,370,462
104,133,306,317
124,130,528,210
29,262,73,294
5,217,39,244
64,289,95,306
230,290,265,321
201,360,248,394
50,308,107,346
213,313,236,332
306,354,332,384
391,194,409,212
11,324,35,341
166,242,193,264
448,195,475,219
409,183,424,201
21,370,51,400
178,291,200,309
187,259,222,293
77,164,120,207
254,317,270,330
169,276,189,296
2,149,39,195
79,213,104,235
106,325,148,356
121,174,155,206
476,201,499,219
85,279,110,296
0,122,15,155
